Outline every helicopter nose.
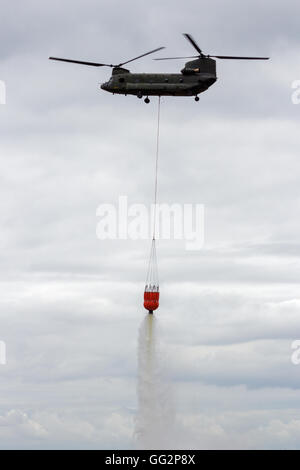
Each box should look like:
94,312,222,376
101,82,108,90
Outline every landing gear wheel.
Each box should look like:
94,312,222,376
144,97,150,104
137,91,143,99
195,96,200,102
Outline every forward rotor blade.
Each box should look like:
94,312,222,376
119,47,165,66
49,57,110,67
154,55,198,61
183,33,202,55
210,55,270,60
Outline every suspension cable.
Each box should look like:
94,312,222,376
144,97,161,311
152,96,161,240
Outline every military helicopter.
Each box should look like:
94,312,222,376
49,33,269,103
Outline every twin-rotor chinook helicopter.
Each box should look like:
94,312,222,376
49,33,269,103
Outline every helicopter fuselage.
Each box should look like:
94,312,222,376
101,70,217,97
100,58,217,99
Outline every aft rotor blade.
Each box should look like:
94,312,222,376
210,55,270,60
119,47,165,66
183,33,202,55
154,55,199,61
49,57,110,67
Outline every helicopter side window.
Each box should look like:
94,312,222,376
165,78,168,83
179,78,183,83
118,77,125,83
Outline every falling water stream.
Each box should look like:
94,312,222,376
135,315,176,449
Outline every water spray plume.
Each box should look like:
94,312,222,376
135,315,176,449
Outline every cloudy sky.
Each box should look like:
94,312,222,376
1,0,300,449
